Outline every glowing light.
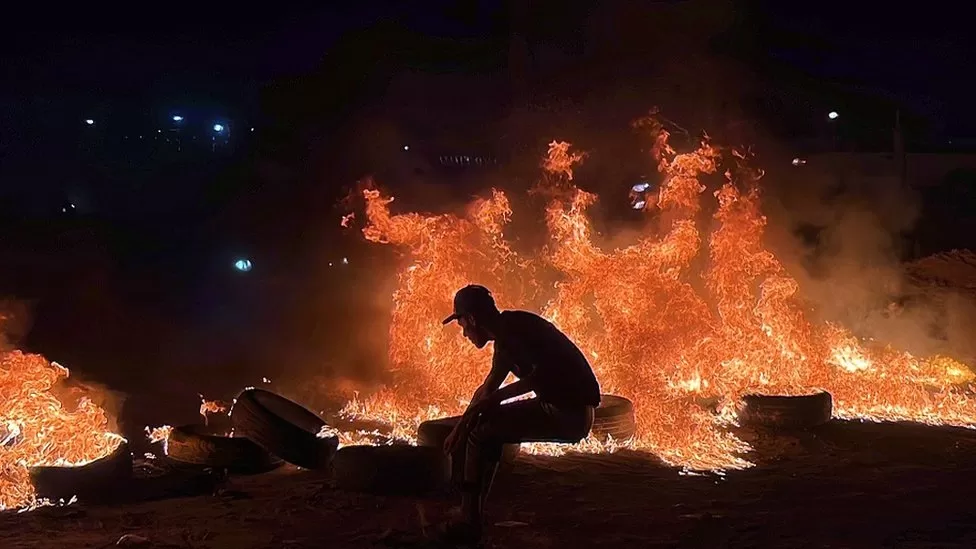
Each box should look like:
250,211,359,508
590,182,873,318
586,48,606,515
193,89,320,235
172,115,184,122
213,124,225,133
403,145,410,151
342,257,349,265
84,119,94,126
792,158,807,166
632,200,647,210
234,258,252,272
632,182,651,192
828,111,839,120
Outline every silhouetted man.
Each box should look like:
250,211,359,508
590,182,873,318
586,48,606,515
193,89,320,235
440,284,600,544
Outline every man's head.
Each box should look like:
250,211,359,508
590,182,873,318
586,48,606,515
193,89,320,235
442,284,499,348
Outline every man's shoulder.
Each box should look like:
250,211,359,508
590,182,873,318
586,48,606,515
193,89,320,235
500,309,552,330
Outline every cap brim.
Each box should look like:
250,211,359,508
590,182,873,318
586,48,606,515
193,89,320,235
442,314,460,325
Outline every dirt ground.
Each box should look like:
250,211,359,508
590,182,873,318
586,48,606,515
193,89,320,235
4,420,976,549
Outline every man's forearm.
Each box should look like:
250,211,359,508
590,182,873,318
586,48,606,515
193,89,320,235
487,378,533,405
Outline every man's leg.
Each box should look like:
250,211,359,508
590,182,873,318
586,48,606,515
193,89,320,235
461,400,589,527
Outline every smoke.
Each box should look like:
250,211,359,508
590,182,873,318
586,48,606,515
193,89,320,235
762,158,976,365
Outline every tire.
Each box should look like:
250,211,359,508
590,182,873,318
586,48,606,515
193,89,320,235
417,416,520,462
333,445,450,495
166,424,283,474
592,395,636,442
739,391,833,429
417,416,520,484
230,389,338,470
30,441,133,502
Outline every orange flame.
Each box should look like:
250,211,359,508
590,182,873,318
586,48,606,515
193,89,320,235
199,396,228,424
0,352,122,509
344,120,976,470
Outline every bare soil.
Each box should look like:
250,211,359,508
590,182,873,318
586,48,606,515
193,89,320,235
4,420,976,548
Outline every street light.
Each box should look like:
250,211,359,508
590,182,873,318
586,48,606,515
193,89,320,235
827,111,839,120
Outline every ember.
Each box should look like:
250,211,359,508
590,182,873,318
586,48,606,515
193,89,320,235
343,117,976,470
0,351,122,509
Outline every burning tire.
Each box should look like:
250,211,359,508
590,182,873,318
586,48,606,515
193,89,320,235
333,445,450,495
230,389,338,470
418,416,520,483
30,441,133,502
739,391,833,429
592,395,636,442
166,424,283,474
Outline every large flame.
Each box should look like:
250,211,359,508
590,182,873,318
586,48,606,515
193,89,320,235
0,351,122,509
341,119,976,469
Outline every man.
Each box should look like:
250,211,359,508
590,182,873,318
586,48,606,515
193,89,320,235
439,284,601,544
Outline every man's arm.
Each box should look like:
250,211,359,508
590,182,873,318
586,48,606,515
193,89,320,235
481,350,512,393
483,378,533,406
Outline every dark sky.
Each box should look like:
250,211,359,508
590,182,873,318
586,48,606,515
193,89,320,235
2,1,973,133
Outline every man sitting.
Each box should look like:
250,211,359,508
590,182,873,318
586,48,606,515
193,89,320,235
440,284,601,545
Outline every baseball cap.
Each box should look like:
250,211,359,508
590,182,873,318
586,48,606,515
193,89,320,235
442,285,496,325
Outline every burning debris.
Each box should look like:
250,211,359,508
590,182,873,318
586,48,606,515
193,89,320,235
339,116,976,470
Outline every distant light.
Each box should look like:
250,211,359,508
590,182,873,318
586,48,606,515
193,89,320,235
342,257,349,265
792,158,807,166
234,258,252,272
633,200,646,210
250,127,254,132
157,129,162,133
213,124,225,133
172,115,184,122
84,119,94,125
632,182,650,193
403,145,410,151
827,111,839,120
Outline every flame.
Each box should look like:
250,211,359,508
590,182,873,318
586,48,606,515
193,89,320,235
340,212,356,228
199,396,229,424
0,351,122,509
343,118,976,470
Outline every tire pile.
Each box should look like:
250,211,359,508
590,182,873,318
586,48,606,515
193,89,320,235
30,389,339,504
31,391,648,502
166,388,339,472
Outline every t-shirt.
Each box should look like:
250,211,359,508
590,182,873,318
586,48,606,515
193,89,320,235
493,310,601,407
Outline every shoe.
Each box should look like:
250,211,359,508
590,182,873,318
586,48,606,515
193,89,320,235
436,519,482,548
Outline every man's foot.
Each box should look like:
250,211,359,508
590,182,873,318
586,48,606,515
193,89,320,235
436,519,482,547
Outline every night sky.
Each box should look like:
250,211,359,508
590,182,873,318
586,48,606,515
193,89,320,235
0,1,973,146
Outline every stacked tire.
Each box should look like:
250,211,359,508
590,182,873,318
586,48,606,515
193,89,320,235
229,389,338,470
738,391,833,429
332,445,450,495
592,395,636,442
165,424,283,474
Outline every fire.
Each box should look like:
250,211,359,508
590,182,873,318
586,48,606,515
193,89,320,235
199,396,229,424
0,351,123,509
145,425,173,456
344,117,976,470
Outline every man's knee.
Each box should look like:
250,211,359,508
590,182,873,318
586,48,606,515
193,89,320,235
467,419,503,461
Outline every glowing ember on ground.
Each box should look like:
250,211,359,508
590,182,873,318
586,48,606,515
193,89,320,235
0,351,123,510
342,116,976,470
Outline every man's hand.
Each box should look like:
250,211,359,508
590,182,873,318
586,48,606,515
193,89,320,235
443,399,491,455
